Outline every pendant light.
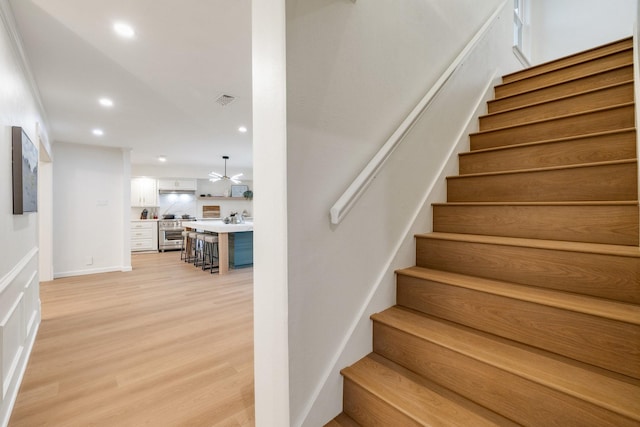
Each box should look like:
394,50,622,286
209,155,243,183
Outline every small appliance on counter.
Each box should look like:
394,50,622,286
140,208,148,219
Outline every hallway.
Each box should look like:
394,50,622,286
9,252,254,426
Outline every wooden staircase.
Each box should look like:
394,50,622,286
327,37,640,426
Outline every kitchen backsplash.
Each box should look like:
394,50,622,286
130,178,253,220
159,193,197,218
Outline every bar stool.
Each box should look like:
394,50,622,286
180,230,189,261
202,234,219,273
194,232,208,267
185,231,198,263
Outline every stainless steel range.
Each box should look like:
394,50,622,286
158,219,185,252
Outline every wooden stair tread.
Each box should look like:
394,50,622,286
490,64,634,114
324,413,360,427
496,50,633,100
396,266,640,325
432,200,639,207
415,232,640,258
396,266,640,378
493,63,633,102
372,307,640,422
416,232,640,303
462,128,636,156
470,102,634,137
479,81,634,131
432,203,639,250
341,354,518,426
502,37,632,84
447,160,637,203
482,80,633,120
469,103,635,151
447,158,637,179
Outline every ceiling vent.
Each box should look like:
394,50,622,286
215,94,236,106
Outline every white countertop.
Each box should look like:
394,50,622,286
182,220,253,233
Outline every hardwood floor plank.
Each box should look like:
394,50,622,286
9,251,254,426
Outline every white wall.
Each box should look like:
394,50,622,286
530,0,637,64
0,2,50,425
285,0,520,425
52,142,130,277
252,0,290,425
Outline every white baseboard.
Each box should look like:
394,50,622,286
53,265,126,279
512,45,531,68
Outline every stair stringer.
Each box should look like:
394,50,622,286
634,25,640,240
302,73,502,427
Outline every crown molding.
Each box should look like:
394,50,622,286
0,0,52,154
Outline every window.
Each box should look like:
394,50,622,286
514,0,525,51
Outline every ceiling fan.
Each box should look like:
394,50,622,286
209,155,243,184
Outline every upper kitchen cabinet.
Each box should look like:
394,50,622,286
131,177,159,207
158,179,196,191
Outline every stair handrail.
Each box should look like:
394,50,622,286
329,0,508,225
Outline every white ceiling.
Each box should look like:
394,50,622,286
8,0,253,178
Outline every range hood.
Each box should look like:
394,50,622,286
159,189,196,195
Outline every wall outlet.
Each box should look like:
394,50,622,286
85,256,93,265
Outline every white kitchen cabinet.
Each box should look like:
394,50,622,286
131,177,158,207
158,178,196,191
131,221,158,252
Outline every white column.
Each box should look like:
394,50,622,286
122,148,132,271
37,151,53,281
252,0,290,425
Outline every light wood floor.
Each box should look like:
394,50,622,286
9,251,254,426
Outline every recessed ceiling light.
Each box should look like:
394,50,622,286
238,126,248,133
99,97,113,107
157,156,167,162
92,129,104,136
113,21,135,38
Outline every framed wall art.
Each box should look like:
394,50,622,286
12,126,38,214
230,184,248,198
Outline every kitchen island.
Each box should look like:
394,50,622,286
182,220,253,275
